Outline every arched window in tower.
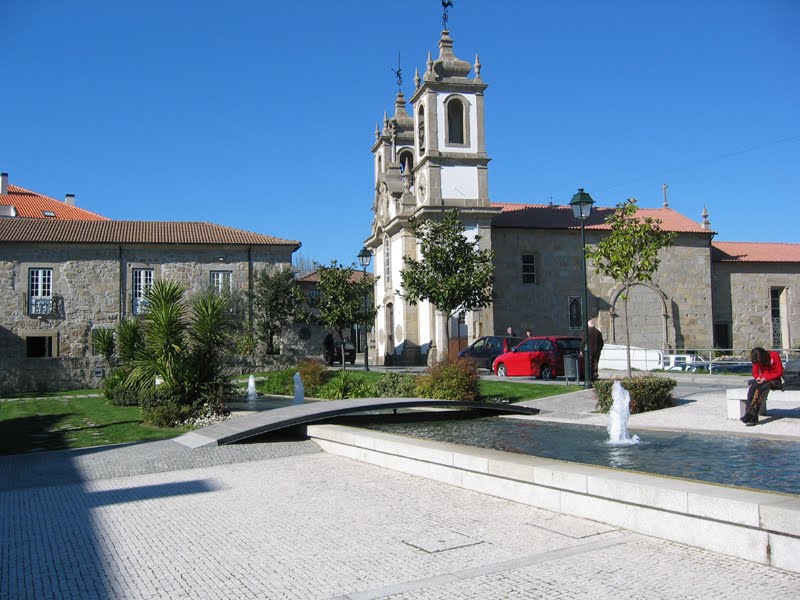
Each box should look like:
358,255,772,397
417,106,426,154
447,98,464,144
398,150,414,174
384,234,391,285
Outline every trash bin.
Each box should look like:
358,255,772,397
563,354,579,384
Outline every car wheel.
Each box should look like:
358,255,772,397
496,363,507,377
540,364,554,380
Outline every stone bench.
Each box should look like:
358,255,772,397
726,387,769,420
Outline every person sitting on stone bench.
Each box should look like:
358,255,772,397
741,347,784,426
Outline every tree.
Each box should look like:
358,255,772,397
400,209,495,356
585,198,676,378
251,266,307,354
315,261,377,369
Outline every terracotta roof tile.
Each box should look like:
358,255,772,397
712,241,800,263
491,203,712,234
0,218,301,248
0,184,109,220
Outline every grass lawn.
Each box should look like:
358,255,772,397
479,380,581,402
0,393,181,456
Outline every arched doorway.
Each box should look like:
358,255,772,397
610,283,669,350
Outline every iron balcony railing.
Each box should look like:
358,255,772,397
24,294,63,318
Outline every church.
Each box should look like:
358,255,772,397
364,26,800,366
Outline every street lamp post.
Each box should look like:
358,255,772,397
357,247,373,371
569,188,595,389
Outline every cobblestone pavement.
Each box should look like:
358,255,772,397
2,439,800,599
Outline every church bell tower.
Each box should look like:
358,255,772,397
366,20,498,366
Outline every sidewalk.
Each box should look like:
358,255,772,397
1,382,799,598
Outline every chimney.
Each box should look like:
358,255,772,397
0,173,7,195
65,193,75,206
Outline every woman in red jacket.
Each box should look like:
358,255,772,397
742,347,783,426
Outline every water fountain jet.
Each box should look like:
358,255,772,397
607,380,641,445
247,375,257,402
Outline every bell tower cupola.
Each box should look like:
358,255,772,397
408,27,491,209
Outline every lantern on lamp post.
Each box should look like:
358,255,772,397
357,247,373,371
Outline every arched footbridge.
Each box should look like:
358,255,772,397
174,398,539,449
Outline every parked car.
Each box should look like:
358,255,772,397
492,336,584,379
660,353,707,371
458,335,524,369
327,340,356,365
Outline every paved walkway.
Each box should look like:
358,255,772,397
2,379,800,599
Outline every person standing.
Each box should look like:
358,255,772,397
742,347,783,426
525,329,533,338
506,326,516,336
581,319,604,381
323,333,335,366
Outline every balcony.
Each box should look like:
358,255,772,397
25,294,63,318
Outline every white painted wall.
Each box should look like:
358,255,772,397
441,166,479,199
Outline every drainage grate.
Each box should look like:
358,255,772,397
403,531,484,553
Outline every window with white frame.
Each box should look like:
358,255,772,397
211,270,232,293
28,268,53,315
384,234,391,285
521,255,536,284
132,268,153,315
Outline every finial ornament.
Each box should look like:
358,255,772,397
442,0,453,30
392,52,403,92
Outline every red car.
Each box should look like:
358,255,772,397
492,336,584,379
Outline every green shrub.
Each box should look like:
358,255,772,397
315,370,375,400
235,333,257,355
593,376,677,414
374,371,419,398
298,359,327,395
104,369,140,406
139,382,230,428
415,356,480,401
258,369,295,395
140,388,194,427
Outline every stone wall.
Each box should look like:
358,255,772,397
712,262,800,351
0,241,296,395
491,229,714,351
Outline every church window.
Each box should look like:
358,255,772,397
447,98,464,144
384,235,391,285
398,150,414,174
568,296,583,330
521,255,536,284
417,107,426,154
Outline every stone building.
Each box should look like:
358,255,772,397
365,28,800,366
0,218,300,394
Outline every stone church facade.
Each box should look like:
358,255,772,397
365,28,799,366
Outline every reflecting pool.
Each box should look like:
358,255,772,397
362,418,800,495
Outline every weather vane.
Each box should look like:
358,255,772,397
392,53,403,92
442,0,453,30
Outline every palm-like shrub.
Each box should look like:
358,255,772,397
109,280,233,426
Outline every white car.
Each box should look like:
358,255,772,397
661,354,707,371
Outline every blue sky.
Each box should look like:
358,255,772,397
3,1,798,267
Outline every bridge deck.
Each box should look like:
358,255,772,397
173,398,539,449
